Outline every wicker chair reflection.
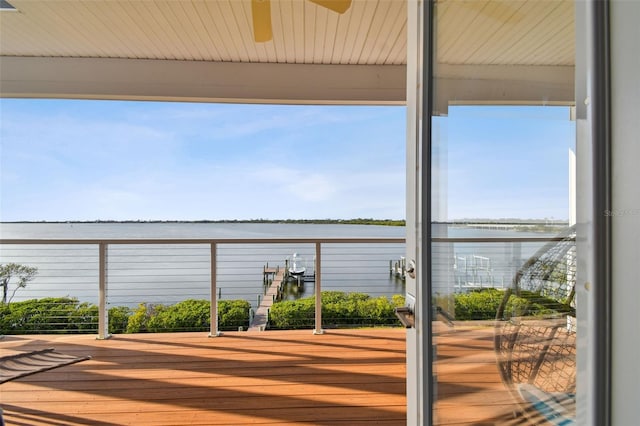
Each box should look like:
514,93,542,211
494,226,576,425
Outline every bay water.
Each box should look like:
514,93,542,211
0,222,557,310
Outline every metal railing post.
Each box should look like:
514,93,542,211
0,236,405,336
209,242,221,337
97,243,110,339
314,241,324,335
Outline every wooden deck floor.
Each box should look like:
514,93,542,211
1,329,406,426
1,327,525,425
433,325,524,425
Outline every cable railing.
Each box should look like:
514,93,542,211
431,233,574,321
0,232,571,335
432,236,568,290
0,237,405,337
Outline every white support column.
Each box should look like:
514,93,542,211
313,242,324,335
609,1,640,424
97,243,110,340
209,243,221,337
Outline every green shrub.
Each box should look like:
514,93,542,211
452,288,573,321
392,294,406,307
73,302,99,331
0,297,98,334
0,297,252,335
122,299,250,333
146,299,210,332
109,306,133,334
503,290,572,318
268,297,315,329
454,289,504,320
125,303,152,333
219,300,252,330
268,291,404,329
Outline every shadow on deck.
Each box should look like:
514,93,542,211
1,329,406,425
1,326,530,425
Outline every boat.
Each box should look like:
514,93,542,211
288,253,306,276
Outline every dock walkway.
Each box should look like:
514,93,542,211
248,267,285,331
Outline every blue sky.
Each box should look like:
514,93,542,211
0,99,573,222
440,105,574,221
0,100,406,221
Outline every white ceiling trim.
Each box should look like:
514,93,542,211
433,63,575,114
0,56,407,104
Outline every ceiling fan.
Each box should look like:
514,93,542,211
251,0,353,42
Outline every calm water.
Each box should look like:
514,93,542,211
0,222,558,309
0,223,406,309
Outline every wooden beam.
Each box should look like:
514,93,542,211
433,64,575,114
0,56,406,105
0,57,575,108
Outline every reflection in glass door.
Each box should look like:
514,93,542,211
428,1,578,424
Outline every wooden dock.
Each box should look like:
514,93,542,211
248,267,285,331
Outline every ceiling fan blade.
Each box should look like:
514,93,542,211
308,0,352,14
251,0,273,42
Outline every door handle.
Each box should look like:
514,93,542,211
406,259,416,279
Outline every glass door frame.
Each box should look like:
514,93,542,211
404,0,612,424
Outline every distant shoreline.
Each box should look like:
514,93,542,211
1,218,570,232
1,218,407,226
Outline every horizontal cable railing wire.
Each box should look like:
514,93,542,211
0,245,99,305
106,244,211,308
1,234,567,333
431,233,574,321
0,238,405,334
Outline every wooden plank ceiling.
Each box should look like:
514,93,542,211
0,0,575,104
436,0,574,66
0,0,407,65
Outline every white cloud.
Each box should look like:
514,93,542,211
252,166,337,203
284,174,336,202
1,100,407,221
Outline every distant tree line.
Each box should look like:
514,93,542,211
10,218,406,226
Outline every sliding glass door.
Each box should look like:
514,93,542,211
405,0,590,424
